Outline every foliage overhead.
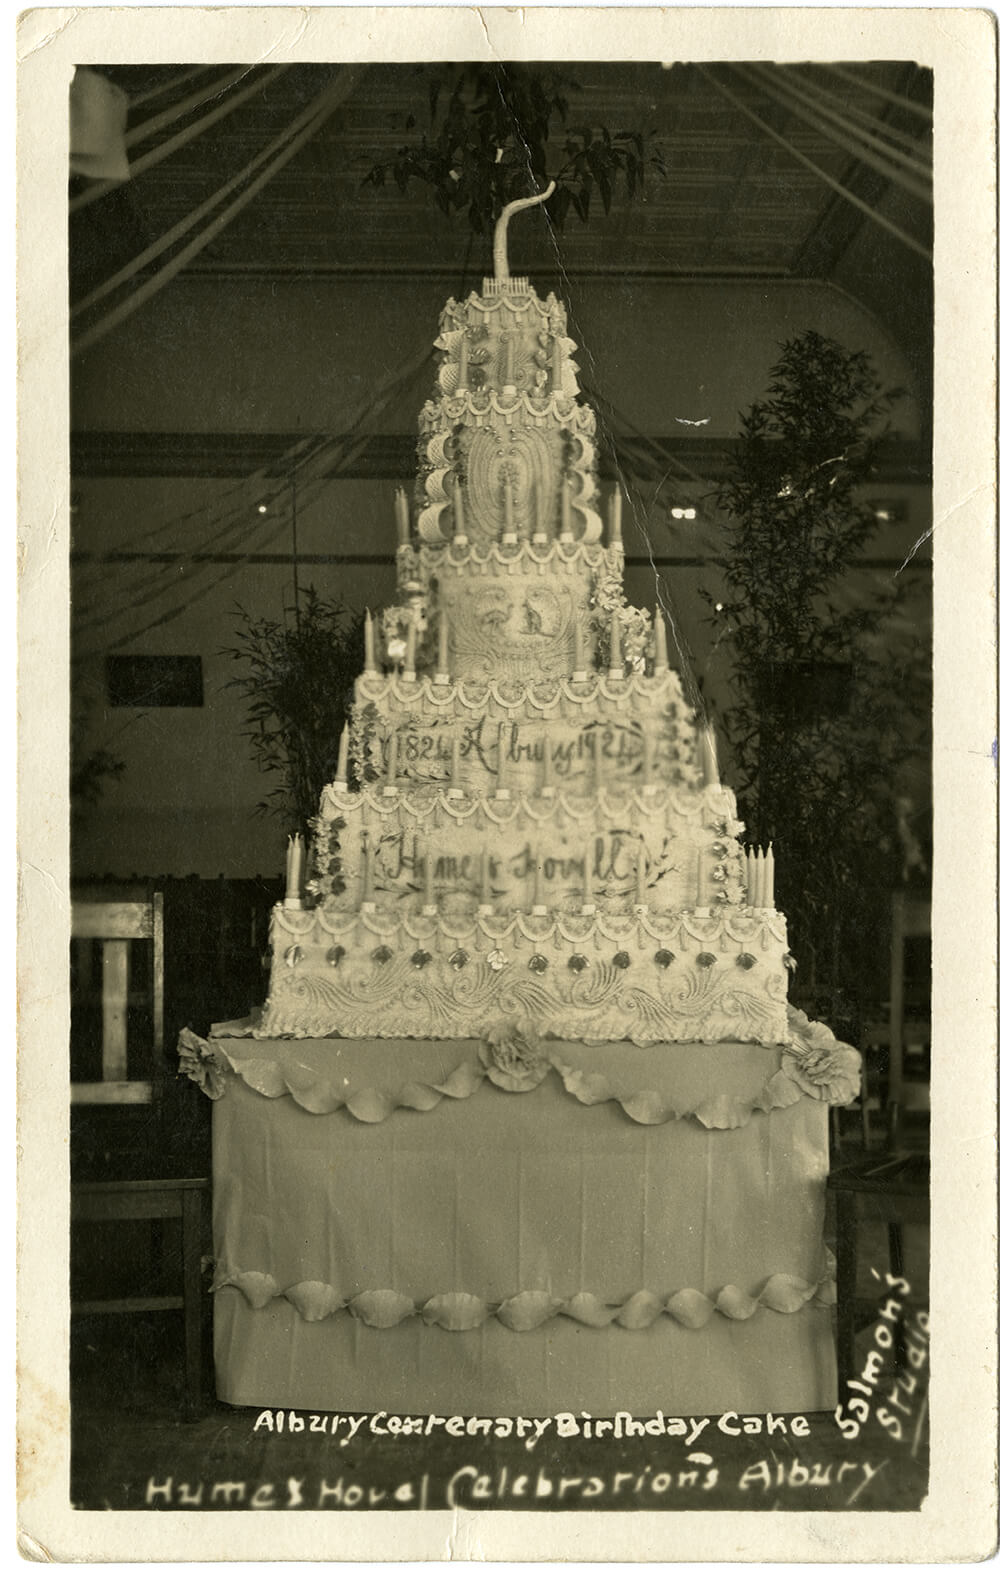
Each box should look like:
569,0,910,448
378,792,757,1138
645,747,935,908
362,64,666,235
707,331,928,1030
224,588,365,834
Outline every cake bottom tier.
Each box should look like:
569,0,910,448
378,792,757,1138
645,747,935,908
209,1033,838,1418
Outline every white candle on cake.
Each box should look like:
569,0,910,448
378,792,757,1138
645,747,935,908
609,485,622,545
702,724,720,787
654,610,668,673
362,834,376,906
285,834,303,903
764,843,775,907
436,613,450,680
335,725,349,785
560,478,572,541
573,618,587,680
403,619,417,680
396,489,409,547
697,849,712,908
452,482,466,543
609,611,623,674
532,481,548,545
363,609,376,673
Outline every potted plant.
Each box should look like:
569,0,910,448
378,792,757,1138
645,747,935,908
707,331,930,1038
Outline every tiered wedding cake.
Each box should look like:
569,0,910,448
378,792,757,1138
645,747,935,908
258,215,788,1048
192,192,859,1418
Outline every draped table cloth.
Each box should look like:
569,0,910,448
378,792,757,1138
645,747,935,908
181,1014,852,1418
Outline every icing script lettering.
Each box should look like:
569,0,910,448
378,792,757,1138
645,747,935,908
375,832,653,893
381,718,650,780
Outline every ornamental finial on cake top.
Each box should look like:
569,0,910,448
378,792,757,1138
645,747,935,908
491,180,555,288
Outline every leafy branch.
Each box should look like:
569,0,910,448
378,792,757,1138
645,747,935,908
223,588,365,833
362,64,666,234
706,332,929,1032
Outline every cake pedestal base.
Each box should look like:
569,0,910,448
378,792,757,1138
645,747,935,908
215,1294,836,1418
208,1033,838,1418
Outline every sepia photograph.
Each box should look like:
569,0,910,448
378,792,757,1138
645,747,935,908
16,7,997,1562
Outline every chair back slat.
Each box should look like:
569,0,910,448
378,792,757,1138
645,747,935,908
71,1081,153,1106
100,938,130,1080
151,892,164,1054
73,902,154,940
71,890,164,1106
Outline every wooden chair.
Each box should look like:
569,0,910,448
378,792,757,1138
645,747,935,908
829,891,930,1396
70,889,208,1419
828,1137,929,1395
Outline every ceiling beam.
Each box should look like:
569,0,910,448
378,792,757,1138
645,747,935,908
72,429,931,484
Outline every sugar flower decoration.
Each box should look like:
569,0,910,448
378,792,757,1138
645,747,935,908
479,1023,550,1094
780,1012,862,1106
177,1029,226,1101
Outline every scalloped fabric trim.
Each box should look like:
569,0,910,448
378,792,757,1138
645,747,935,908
180,1022,846,1126
214,1269,835,1330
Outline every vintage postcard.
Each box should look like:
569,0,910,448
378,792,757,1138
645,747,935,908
16,6,997,1562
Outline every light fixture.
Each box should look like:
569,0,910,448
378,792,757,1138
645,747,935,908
257,503,269,514
670,505,699,521
869,497,907,524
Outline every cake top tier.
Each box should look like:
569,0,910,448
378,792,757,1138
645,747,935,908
414,190,606,551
